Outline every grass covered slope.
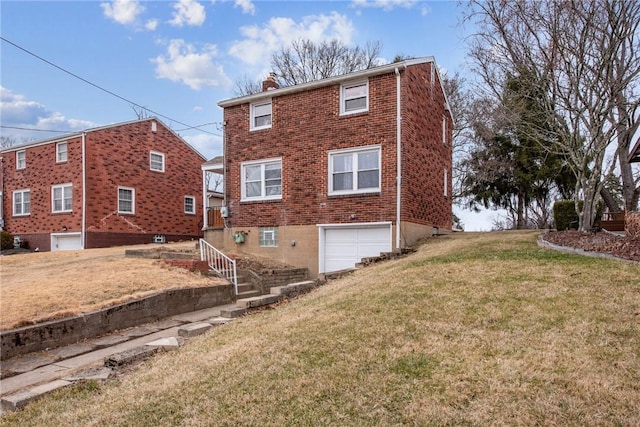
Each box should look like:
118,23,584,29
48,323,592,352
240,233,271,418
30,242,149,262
2,231,639,426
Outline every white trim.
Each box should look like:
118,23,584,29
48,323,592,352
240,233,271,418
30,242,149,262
56,141,68,163
250,100,272,131
81,132,86,249
51,232,82,251
16,150,26,169
328,145,381,196
51,183,73,213
117,186,135,214
218,57,436,108
395,67,402,250
340,80,369,115
12,189,30,216
150,151,165,172
184,195,196,214
317,222,393,274
444,168,449,197
240,157,282,201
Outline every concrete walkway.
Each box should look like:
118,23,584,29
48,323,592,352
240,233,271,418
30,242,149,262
0,302,238,414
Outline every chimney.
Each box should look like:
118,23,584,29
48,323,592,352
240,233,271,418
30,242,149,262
262,73,279,92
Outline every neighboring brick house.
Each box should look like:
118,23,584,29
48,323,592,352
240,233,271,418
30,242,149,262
205,57,452,277
0,118,205,251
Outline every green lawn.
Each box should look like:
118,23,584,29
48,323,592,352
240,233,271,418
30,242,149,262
2,231,639,426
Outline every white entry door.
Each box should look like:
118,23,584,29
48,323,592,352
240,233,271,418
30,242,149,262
322,224,392,273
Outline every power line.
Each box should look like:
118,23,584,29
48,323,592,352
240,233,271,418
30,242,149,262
1,125,69,133
1,36,220,137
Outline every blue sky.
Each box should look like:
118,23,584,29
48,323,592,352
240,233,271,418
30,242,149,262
1,0,498,230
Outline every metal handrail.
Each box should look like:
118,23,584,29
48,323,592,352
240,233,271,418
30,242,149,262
199,238,237,295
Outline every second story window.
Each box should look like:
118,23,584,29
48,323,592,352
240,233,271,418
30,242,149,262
250,100,272,131
16,150,26,170
13,189,30,216
442,116,447,145
150,151,165,172
118,187,135,214
52,183,73,213
241,158,282,201
340,80,369,115
57,142,68,162
329,146,381,195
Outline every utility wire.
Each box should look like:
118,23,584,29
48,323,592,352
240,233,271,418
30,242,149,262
1,125,70,133
1,36,221,137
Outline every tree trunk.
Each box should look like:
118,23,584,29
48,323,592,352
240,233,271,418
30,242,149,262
599,187,619,212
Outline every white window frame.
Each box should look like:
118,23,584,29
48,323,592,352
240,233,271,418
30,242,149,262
340,80,369,115
13,189,30,216
184,195,196,214
442,116,447,145
259,227,278,247
241,158,282,202
328,145,381,196
56,141,68,163
444,169,449,197
16,150,26,170
150,151,165,172
118,186,135,214
250,100,272,131
52,183,73,213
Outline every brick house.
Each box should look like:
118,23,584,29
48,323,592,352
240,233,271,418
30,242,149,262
204,57,453,277
0,118,206,251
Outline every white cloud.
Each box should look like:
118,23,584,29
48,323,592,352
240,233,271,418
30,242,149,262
169,0,206,27
234,0,255,15
101,0,145,25
145,19,159,31
0,87,95,142
152,39,231,90
229,12,356,66
351,0,417,11
182,133,223,160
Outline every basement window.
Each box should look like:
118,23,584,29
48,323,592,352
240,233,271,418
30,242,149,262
259,227,278,247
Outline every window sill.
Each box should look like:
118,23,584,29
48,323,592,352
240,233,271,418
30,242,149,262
240,197,282,204
328,191,380,199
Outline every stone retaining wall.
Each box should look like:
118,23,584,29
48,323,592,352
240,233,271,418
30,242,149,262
251,268,309,294
1,284,233,360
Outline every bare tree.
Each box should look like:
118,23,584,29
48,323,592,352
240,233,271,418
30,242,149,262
0,136,16,149
131,105,151,119
464,0,640,231
235,39,383,95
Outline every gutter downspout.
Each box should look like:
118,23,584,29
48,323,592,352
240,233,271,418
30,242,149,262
0,156,4,231
395,67,402,250
202,169,208,229
81,132,86,249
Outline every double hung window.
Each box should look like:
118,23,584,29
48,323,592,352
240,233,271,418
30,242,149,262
150,151,165,172
184,196,195,214
250,101,272,130
329,146,381,195
340,81,368,115
16,150,26,169
118,187,135,214
13,189,30,216
241,158,282,201
57,142,68,162
52,184,73,213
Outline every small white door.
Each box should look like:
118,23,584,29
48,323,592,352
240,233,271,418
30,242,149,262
323,225,391,272
52,233,82,251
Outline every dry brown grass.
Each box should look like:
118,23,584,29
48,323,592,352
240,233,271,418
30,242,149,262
0,242,223,330
1,231,639,426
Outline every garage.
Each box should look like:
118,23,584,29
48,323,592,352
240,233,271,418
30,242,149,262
51,233,83,251
320,223,392,273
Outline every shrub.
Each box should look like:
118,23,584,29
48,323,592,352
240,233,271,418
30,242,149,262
1,231,14,250
553,201,579,231
553,200,603,231
626,212,640,240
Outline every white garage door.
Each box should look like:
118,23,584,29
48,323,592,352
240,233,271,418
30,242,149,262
52,233,82,251
323,225,391,273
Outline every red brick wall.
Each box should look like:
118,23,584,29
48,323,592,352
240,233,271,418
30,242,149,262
2,137,84,237
224,73,398,228
223,62,452,232
84,120,204,242
1,119,205,250
401,64,453,229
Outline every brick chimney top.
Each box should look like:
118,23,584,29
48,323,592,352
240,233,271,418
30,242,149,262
262,73,279,92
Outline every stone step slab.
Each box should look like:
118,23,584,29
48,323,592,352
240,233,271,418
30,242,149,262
1,380,72,412
270,280,316,297
177,322,212,338
236,294,282,309
104,346,159,368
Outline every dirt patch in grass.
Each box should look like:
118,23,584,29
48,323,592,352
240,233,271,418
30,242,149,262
0,242,226,331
